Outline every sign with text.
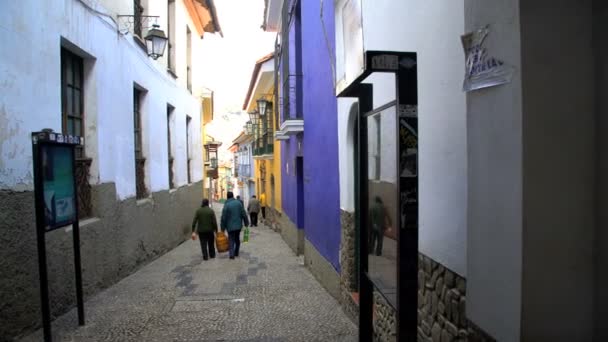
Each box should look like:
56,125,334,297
462,26,514,92
32,131,81,231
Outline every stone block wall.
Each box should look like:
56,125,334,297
0,182,201,340
339,210,359,323
369,253,496,342
374,291,397,342
264,206,282,232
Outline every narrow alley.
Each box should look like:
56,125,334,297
20,205,357,342
3,0,607,341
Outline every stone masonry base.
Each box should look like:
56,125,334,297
0,182,201,340
339,210,359,323
372,253,496,342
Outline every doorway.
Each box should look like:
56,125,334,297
296,156,304,229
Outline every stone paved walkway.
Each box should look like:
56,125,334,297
21,205,357,342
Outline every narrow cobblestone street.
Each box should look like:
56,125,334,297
20,205,357,342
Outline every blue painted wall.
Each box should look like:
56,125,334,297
281,0,301,227
280,0,341,271
300,0,340,271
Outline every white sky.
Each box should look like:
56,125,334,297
199,0,276,161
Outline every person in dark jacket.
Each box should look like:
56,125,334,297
247,195,261,227
369,196,392,256
221,192,249,259
192,199,218,260
237,195,244,207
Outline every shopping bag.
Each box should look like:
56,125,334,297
215,231,229,253
243,227,250,243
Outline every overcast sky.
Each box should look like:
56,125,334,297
199,0,276,160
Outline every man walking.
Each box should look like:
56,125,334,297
220,192,249,259
247,195,261,227
191,199,218,261
237,195,244,207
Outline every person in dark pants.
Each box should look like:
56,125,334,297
247,195,261,227
191,199,218,260
220,192,249,259
237,195,244,207
369,196,392,256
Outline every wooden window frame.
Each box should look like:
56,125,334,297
61,48,85,158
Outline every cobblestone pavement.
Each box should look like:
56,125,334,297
21,205,357,342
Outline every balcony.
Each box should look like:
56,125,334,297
253,142,274,159
238,164,252,178
279,74,304,135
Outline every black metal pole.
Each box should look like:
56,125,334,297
32,140,52,342
397,56,419,342
71,148,85,326
357,84,374,342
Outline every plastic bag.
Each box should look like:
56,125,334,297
243,227,250,243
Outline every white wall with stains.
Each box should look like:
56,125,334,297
0,0,205,199
335,0,467,276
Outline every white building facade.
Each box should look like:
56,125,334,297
0,0,221,339
334,0,606,341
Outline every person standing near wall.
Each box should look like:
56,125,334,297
247,195,261,227
191,199,218,261
259,192,267,221
369,196,392,256
220,191,249,259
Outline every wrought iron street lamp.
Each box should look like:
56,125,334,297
248,111,260,139
257,98,270,117
144,24,168,60
246,121,253,135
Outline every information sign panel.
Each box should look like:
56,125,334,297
40,144,76,230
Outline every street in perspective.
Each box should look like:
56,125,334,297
1,0,607,341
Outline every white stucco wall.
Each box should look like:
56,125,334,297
336,0,467,275
0,0,204,199
464,1,522,340
337,98,357,212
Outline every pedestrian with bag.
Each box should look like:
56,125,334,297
191,199,218,261
220,191,249,259
247,195,261,227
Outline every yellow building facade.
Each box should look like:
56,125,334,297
243,53,282,215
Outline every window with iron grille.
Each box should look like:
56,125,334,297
186,115,192,183
134,0,144,38
167,105,174,189
279,0,290,122
61,48,91,218
134,88,147,198
167,0,176,72
186,26,192,93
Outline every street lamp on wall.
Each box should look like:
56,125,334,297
257,98,270,117
248,111,260,139
117,16,168,60
144,24,168,60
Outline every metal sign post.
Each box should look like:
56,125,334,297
31,130,85,341
338,51,419,341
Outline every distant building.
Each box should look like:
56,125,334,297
242,53,283,226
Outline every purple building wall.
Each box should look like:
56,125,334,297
280,0,341,271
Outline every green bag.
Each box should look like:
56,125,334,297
243,226,250,243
